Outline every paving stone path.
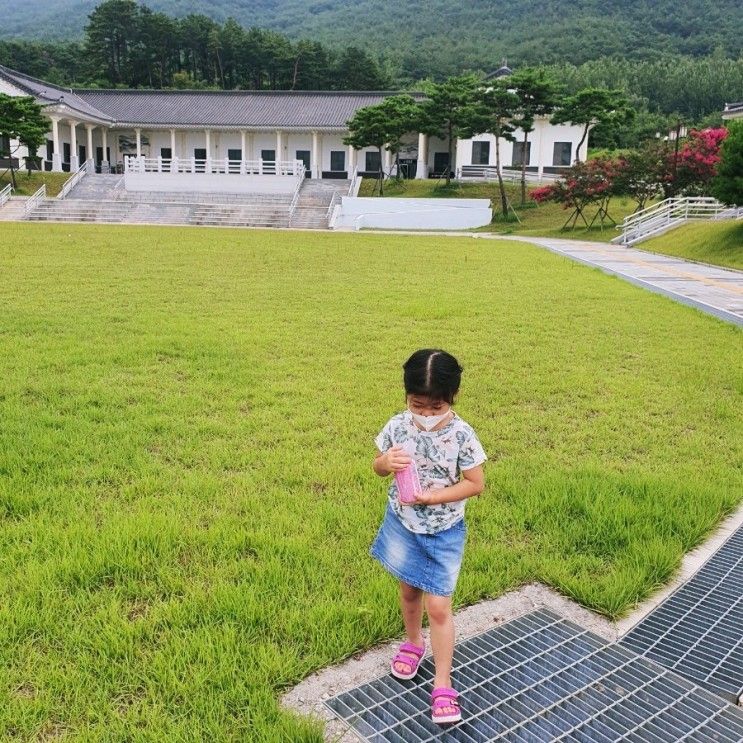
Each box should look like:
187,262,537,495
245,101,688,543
497,236,743,327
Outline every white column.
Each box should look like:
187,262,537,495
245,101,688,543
101,128,109,169
311,131,321,179
51,116,62,172
240,130,247,173
170,129,176,158
415,132,428,179
205,128,211,172
276,130,283,171
68,120,79,171
135,128,142,158
85,124,94,168
536,119,545,180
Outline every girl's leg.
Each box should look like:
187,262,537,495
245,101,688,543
425,593,457,709
394,581,425,675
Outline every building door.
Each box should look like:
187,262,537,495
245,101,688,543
193,148,206,172
63,142,71,172
398,158,417,179
261,149,276,173
79,145,86,164
296,150,311,177
433,152,449,177
95,147,111,172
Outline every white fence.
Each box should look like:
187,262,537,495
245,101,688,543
0,183,11,209
124,156,305,177
457,165,561,184
612,196,729,246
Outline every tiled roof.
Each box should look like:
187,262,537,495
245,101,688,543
1,63,422,130
0,64,113,122
72,89,412,129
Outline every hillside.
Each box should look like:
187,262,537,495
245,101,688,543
0,0,741,78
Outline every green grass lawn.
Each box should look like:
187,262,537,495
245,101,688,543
638,220,743,271
1,223,741,740
0,171,70,197
358,178,640,242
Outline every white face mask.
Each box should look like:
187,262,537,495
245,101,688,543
409,408,451,431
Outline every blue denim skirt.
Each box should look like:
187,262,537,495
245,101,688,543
370,505,467,596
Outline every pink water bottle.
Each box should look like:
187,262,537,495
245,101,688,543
394,440,421,504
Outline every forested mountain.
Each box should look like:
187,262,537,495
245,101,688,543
1,0,741,79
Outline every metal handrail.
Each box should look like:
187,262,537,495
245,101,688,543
347,167,361,197
58,159,92,200
325,191,340,227
0,183,12,208
287,167,306,226
24,184,46,216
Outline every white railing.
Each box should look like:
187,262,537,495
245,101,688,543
286,165,306,226
325,191,341,228
125,156,305,177
24,184,46,216
0,183,12,208
58,158,93,200
348,167,361,197
613,196,727,246
457,165,560,184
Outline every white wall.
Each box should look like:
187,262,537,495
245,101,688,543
124,172,298,193
457,118,588,172
334,196,491,230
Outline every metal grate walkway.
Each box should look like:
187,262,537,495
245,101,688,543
620,525,743,705
327,608,743,741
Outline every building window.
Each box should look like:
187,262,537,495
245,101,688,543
512,141,531,166
227,148,242,161
365,151,381,173
471,141,490,165
160,147,172,160
296,150,311,172
0,135,9,156
553,142,572,166
46,139,54,160
261,149,275,162
330,150,346,171
194,148,206,160
433,152,449,175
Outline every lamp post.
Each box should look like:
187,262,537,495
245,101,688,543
669,120,688,186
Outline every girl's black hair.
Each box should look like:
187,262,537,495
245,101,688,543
403,349,462,404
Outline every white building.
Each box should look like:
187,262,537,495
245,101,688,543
722,102,743,121
1,63,586,180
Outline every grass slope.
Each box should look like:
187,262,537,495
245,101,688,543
0,223,741,740
0,171,69,197
639,220,743,271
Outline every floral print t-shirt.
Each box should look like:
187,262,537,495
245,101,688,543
375,410,487,534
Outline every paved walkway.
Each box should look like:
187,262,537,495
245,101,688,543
496,235,743,326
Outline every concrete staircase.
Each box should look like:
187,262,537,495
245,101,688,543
290,179,350,229
0,196,30,221
26,199,135,223
15,172,351,229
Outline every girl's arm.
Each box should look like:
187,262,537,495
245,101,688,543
415,465,485,505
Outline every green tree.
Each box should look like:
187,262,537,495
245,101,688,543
711,122,743,205
84,0,141,84
0,94,49,189
344,96,420,194
510,68,561,204
551,87,633,161
464,79,519,216
419,74,480,186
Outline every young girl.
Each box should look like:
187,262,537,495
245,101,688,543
371,348,486,725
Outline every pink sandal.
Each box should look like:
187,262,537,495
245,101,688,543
432,687,462,724
390,641,425,680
